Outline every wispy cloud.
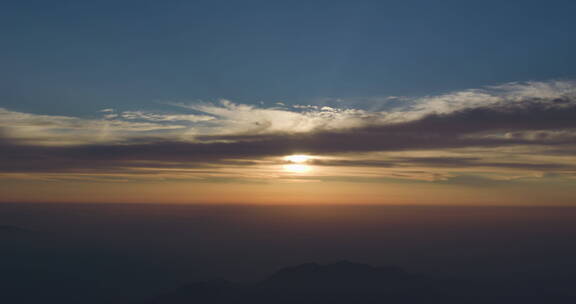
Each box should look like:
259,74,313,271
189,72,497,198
0,108,186,145
172,99,374,134
119,110,215,123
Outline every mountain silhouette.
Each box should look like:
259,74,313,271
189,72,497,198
260,261,410,292
141,261,413,303
140,261,576,304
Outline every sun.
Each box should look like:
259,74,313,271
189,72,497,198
283,155,312,173
284,155,310,163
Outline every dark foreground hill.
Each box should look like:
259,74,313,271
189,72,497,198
140,261,576,304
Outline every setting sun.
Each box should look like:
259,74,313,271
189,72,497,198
284,155,311,163
283,155,312,173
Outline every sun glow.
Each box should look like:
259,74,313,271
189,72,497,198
283,164,311,173
284,155,310,163
283,155,312,173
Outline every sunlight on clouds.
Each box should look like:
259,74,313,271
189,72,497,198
1,80,576,205
283,164,311,174
2,80,576,147
284,155,311,163
282,155,313,174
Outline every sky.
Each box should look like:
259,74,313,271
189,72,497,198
1,0,576,204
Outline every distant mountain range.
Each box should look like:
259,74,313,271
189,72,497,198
140,261,576,304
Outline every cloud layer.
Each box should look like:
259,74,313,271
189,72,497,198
1,80,575,184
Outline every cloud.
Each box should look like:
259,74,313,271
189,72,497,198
0,108,185,146
1,80,575,182
119,110,215,122
172,99,375,135
401,80,576,115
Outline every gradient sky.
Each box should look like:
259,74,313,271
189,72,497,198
1,0,576,204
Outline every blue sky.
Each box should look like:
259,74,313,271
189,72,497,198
2,0,576,116
1,1,576,205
